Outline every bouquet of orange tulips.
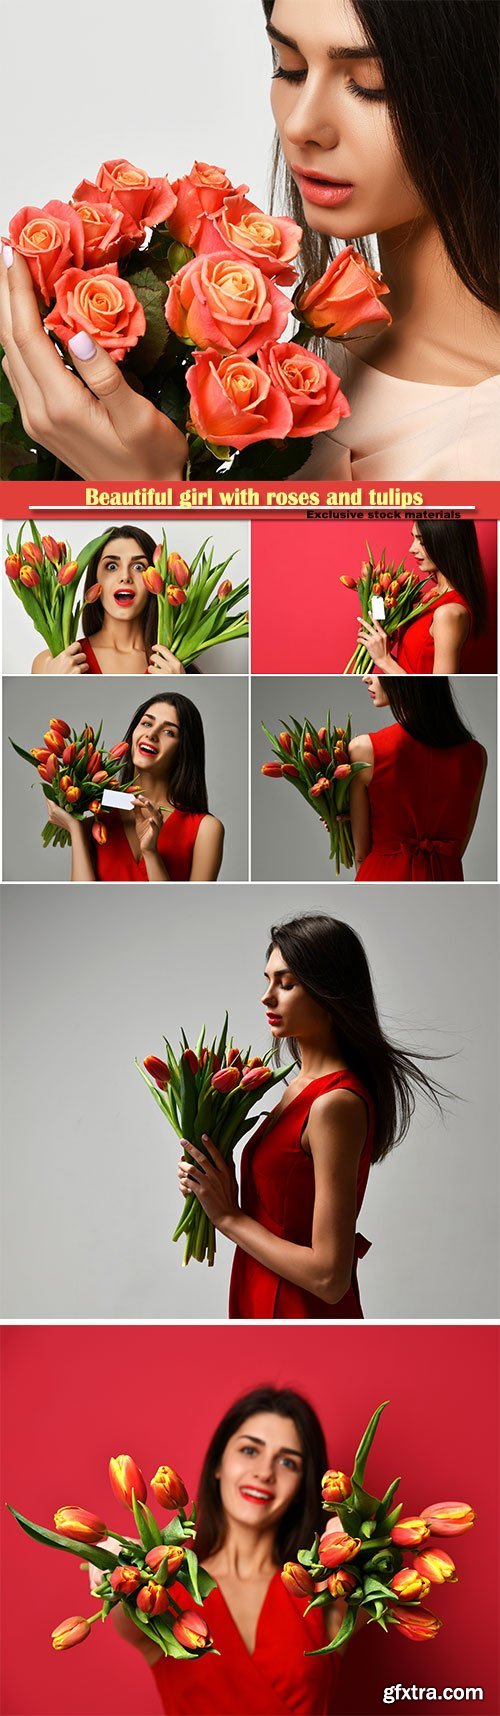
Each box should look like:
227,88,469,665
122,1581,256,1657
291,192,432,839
145,534,248,666
342,545,434,674
4,523,113,653
8,1452,217,1661
283,1401,475,1655
261,713,367,873
10,715,131,848
137,1014,292,1265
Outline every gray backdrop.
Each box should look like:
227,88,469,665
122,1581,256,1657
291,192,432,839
251,677,498,882
1,883,498,1321
2,518,249,676
3,676,248,882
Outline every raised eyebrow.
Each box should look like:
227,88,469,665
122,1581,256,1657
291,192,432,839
266,22,377,62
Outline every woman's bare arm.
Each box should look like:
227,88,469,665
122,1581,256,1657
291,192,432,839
348,736,373,868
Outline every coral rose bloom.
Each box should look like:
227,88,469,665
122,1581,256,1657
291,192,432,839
258,342,350,437
72,200,128,267
166,254,290,359
169,162,248,249
9,201,84,304
198,194,302,284
92,159,176,240
298,246,392,336
187,349,293,449
44,264,146,362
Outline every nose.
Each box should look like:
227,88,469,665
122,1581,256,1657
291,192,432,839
261,981,276,1007
282,71,340,152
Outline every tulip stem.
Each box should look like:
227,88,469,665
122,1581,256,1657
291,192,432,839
86,1608,105,1626
105,1530,137,1549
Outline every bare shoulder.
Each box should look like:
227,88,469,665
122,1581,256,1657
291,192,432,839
32,648,51,674
349,733,373,766
196,813,224,839
432,603,469,636
310,1087,368,1146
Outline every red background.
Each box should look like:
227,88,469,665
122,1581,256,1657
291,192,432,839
251,520,498,673
1,1324,498,1716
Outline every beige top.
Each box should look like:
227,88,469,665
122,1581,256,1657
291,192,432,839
300,349,500,480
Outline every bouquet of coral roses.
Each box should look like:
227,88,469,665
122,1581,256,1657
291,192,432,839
10,715,131,847
2,156,391,479
137,1014,292,1265
283,1401,475,1655
8,1452,217,1661
4,523,113,653
342,544,434,674
261,711,366,872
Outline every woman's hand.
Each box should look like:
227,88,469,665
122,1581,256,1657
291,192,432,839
133,795,164,853
178,1135,240,1233
33,642,89,675
47,801,79,836
357,617,393,666
147,644,186,675
0,249,187,481
87,1537,123,1598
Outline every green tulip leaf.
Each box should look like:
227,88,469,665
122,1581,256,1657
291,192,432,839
6,1506,119,1570
351,1401,389,1489
306,1602,356,1657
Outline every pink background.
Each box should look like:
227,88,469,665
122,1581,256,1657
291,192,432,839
1,1324,498,1716
251,520,498,673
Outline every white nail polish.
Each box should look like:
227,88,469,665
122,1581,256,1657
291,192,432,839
2,244,13,269
69,331,97,361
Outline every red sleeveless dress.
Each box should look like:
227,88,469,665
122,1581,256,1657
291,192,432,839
79,636,148,674
356,725,485,882
229,1072,373,1320
151,1571,339,1714
395,591,472,672
95,808,206,881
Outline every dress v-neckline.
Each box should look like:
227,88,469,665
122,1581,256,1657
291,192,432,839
118,806,178,866
259,1070,352,1144
213,1568,280,1659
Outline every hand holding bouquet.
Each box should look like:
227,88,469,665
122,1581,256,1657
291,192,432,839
262,713,366,872
147,534,248,666
283,1401,475,1655
342,545,434,674
4,524,113,654
8,1452,217,1661
137,1014,292,1265
10,716,131,847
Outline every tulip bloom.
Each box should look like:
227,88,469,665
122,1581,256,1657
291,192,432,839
327,1569,357,1599
143,566,164,595
109,1453,147,1509
109,1565,142,1596
42,535,62,563
211,1066,241,1094
321,1469,352,1505
143,1056,170,1090
389,1605,442,1642
413,1549,458,1584
167,552,190,589
391,1568,431,1603
333,764,352,780
420,1502,476,1536
5,554,21,579
240,1065,272,1090
340,576,358,590
21,541,44,568
391,1518,431,1548
62,742,77,766
84,582,103,605
31,748,50,763
60,775,73,792
281,1561,315,1597
150,1465,188,1510
38,755,59,782
52,1615,91,1652
309,778,331,798
54,1507,106,1544
136,1580,170,1616
318,1530,361,1568
145,1544,185,1576
92,821,108,845
218,580,233,601
49,718,71,737
182,1048,199,1076
107,741,129,762
20,566,40,588
66,785,81,803
172,1611,212,1652
281,763,300,779
262,762,283,777
57,561,79,586
166,584,187,607
44,729,66,755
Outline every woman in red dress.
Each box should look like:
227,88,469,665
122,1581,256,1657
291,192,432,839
47,693,224,881
177,915,444,1320
357,521,488,674
100,1385,347,1715
31,527,189,677
349,679,487,882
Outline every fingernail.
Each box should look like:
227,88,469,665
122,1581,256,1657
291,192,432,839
202,1134,209,1142
69,331,97,361
2,244,13,269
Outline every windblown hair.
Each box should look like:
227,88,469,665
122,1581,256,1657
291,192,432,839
194,1386,327,1565
262,1,500,311
119,693,209,814
383,679,475,750
268,914,448,1162
415,521,488,635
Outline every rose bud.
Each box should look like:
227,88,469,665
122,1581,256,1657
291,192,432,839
333,764,352,780
182,1048,199,1076
166,584,187,607
413,1549,458,1584
318,1530,361,1568
278,733,293,753
62,743,77,766
150,1465,188,1510
66,785,81,803
211,1065,241,1094
391,1568,431,1603
143,566,164,594
21,541,44,568
109,1565,142,1596
145,1544,185,1576
31,748,50,763
109,1454,147,1509
262,763,283,777
391,1518,431,1548
340,576,358,590
217,580,233,601
327,1569,357,1599
92,821,108,845
240,1065,272,1089
136,1581,170,1617
172,1612,212,1653
41,535,62,563
59,775,73,792
20,566,40,588
420,1503,475,1537
107,741,129,762
282,763,300,778
281,1562,315,1597
143,1056,170,1090
309,778,331,798
388,1606,441,1643
84,583,103,605
57,561,80,586
321,1470,352,1505
52,1615,91,1652
54,1507,106,1544
5,554,21,579
167,552,190,589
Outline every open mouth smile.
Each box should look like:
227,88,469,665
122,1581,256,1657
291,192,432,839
113,589,137,607
239,1485,274,1505
137,741,159,758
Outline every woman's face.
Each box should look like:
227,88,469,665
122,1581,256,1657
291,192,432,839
268,0,424,240
410,525,438,582
96,537,150,621
262,944,331,1045
131,703,181,775
364,673,388,707
216,1412,304,1532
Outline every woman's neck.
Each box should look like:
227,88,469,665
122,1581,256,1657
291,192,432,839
96,615,146,654
355,218,500,386
208,1522,278,1578
294,1040,346,1081
132,769,171,808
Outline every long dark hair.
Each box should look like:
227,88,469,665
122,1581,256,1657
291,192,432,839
383,679,475,749
262,1,500,312
120,693,209,814
195,1386,327,1566
415,521,488,635
82,526,158,660
268,915,447,1162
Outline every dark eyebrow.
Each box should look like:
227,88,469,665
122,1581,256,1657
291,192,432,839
238,1434,303,1459
266,22,376,60
264,965,292,979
